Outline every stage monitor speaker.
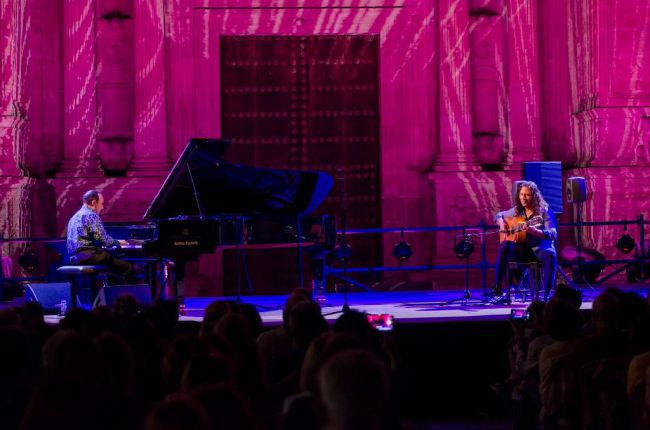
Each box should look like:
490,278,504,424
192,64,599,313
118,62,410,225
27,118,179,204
521,161,563,215
24,282,73,314
93,285,153,308
566,176,587,203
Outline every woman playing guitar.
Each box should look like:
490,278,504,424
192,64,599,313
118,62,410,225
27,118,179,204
493,181,557,301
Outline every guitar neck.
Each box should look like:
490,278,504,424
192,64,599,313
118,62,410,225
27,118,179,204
505,215,542,234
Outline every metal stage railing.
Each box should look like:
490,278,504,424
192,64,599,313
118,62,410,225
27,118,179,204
323,214,649,291
1,214,648,294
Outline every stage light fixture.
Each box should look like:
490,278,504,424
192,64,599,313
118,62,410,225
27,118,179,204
333,242,353,263
616,233,635,254
616,223,635,254
454,235,475,259
392,229,413,262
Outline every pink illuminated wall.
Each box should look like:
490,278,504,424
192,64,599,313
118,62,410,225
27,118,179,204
1,0,649,291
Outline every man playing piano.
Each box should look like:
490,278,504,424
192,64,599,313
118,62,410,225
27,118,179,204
66,190,132,280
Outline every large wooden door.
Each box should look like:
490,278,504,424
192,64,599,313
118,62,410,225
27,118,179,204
220,35,381,291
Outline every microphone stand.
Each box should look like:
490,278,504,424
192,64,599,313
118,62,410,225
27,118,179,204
339,166,351,313
323,167,352,316
443,231,490,306
296,213,305,291
340,198,350,313
574,201,595,290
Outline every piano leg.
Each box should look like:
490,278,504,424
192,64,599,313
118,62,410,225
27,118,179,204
161,258,187,314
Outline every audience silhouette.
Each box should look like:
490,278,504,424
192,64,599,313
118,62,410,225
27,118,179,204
1,284,650,430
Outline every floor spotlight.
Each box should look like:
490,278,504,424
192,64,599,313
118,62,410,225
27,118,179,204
454,234,475,259
392,229,413,262
333,242,353,263
616,224,635,254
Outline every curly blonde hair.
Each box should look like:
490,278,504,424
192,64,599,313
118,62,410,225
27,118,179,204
513,181,548,215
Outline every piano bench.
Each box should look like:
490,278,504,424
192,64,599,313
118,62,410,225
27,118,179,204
56,265,109,309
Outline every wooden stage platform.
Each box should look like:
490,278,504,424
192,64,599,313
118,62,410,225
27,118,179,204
0,283,642,326
164,284,648,326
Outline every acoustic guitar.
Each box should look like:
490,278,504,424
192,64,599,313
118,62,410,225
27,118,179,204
499,215,543,244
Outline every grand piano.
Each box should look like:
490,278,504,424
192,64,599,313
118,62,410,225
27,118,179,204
115,138,334,299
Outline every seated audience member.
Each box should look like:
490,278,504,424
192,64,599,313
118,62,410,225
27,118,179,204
179,353,234,393
516,302,554,430
161,335,213,394
94,331,136,397
333,309,391,366
238,303,263,338
0,306,21,328
0,326,35,430
21,379,136,430
145,396,209,430
288,301,329,353
265,300,328,412
627,350,650,429
199,300,239,337
318,349,392,430
538,298,585,428
497,300,546,429
257,293,309,363
577,292,628,429
552,283,582,310
41,330,100,384
283,332,360,430
583,292,625,356
190,383,260,430
213,312,267,409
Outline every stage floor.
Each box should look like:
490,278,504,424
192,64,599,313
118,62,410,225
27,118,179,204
2,284,638,326
175,284,650,326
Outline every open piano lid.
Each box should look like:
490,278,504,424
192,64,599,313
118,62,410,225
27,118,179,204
144,138,334,220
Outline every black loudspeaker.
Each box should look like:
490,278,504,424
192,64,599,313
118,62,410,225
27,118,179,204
522,161,563,215
24,282,74,314
566,176,587,203
93,285,153,308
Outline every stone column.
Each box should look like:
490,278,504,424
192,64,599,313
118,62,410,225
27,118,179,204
96,0,135,172
16,0,63,178
469,1,507,166
130,0,170,175
505,0,542,165
58,0,103,177
435,0,477,171
0,0,24,177
538,0,577,165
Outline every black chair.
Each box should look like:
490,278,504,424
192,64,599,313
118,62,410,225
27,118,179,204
506,259,542,303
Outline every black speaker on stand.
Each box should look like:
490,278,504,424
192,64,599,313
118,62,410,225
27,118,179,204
566,176,594,289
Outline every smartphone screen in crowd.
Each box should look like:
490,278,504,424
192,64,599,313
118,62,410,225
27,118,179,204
367,313,394,331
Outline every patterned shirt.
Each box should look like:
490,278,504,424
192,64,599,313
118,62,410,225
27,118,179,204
66,205,117,254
